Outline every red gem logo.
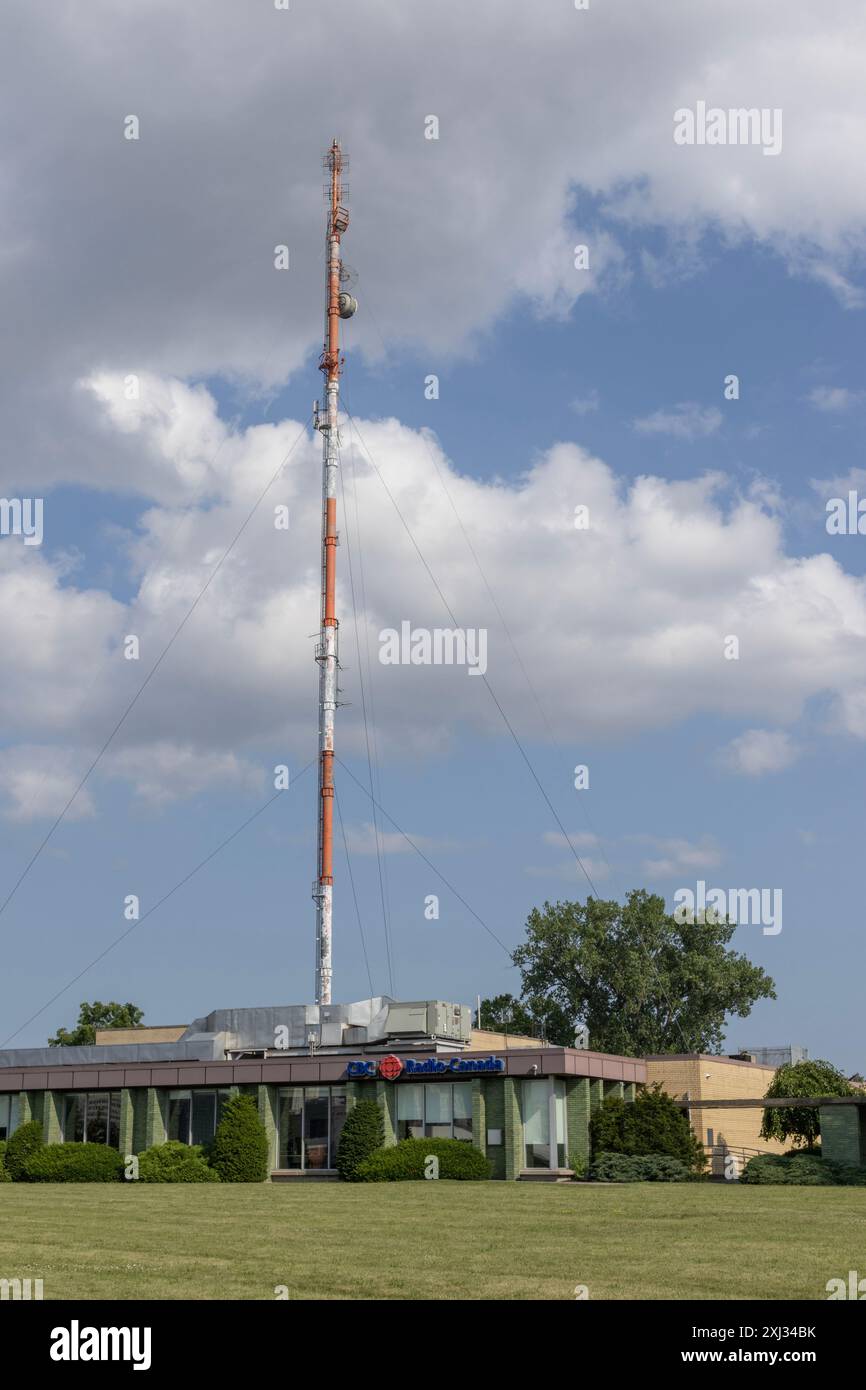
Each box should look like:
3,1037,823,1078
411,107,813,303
378,1054,404,1081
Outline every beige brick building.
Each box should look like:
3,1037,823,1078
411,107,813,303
646,1053,788,1173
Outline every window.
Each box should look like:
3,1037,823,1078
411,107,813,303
396,1083,474,1142
0,1094,10,1141
167,1089,231,1146
453,1085,473,1142
62,1092,121,1148
521,1079,567,1169
522,1079,550,1168
277,1086,348,1170
396,1084,424,1140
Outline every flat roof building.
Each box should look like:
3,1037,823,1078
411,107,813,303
0,996,645,1180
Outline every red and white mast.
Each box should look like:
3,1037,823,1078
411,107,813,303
313,140,356,1005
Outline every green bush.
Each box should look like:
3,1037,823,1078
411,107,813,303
209,1093,269,1182
590,1152,694,1182
570,1151,588,1180
336,1099,385,1182
137,1140,219,1183
357,1137,491,1182
590,1084,706,1172
4,1120,43,1180
0,1140,9,1182
741,1152,866,1186
23,1143,123,1183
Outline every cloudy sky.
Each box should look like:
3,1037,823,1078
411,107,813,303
1,0,865,1065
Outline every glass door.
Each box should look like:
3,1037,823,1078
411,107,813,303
522,1079,551,1168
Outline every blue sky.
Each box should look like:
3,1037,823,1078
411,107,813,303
1,0,865,1069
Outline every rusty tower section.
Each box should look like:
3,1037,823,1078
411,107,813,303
312,140,356,1005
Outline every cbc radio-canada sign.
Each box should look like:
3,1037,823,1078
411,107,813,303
346,1054,505,1080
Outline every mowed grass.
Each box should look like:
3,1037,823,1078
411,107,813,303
0,1182,861,1300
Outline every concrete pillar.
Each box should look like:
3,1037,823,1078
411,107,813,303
503,1077,523,1181
42,1091,63,1145
17,1092,33,1128
624,1082,637,1103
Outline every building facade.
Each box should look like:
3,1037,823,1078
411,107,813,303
0,998,646,1180
645,1052,789,1173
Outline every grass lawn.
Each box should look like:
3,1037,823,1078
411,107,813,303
0,1181,861,1300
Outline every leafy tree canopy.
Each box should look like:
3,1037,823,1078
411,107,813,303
478,993,574,1047
511,890,776,1057
48,1001,144,1047
760,1059,854,1150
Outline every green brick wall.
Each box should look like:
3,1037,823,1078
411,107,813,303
42,1091,63,1145
118,1088,135,1157
566,1077,590,1172
374,1081,396,1145
819,1106,866,1167
483,1077,506,1179
5,1069,630,1180
502,1077,523,1180
143,1088,167,1149
257,1084,278,1170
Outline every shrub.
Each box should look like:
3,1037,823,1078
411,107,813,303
590,1084,705,1172
570,1151,588,1180
590,1152,693,1182
336,1099,385,1182
635,1154,695,1182
357,1138,491,1182
0,1141,9,1182
209,1093,269,1182
741,1152,866,1186
4,1120,43,1180
24,1143,123,1183
137,1140,219,1183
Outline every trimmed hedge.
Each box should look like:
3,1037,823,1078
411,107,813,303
4,1120,43,1180
741,1152,866,1186
590,1152,695,1183
137,1140,219,1183
357,1137,491,1182
209,1093,269,1182
24,1143,123,1183
0,1140,9,1182
336,1099,385,1182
